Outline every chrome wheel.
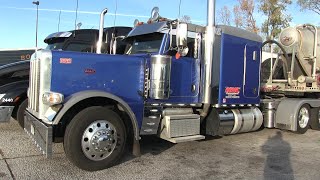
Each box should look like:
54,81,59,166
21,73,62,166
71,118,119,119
81,120,117,161
298,107,310,129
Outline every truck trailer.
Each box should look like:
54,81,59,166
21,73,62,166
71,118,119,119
7,0,319,171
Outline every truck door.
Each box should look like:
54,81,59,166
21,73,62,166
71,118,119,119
243,44,260,98
168,37,200,103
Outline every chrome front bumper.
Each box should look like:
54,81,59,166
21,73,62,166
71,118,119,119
0,106,14,123
24,111,53,158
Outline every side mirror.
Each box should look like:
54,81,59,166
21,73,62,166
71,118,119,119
134,19,140,27
176,23,188,47
111,36,126,55
151,7,160,21
176,22,188,56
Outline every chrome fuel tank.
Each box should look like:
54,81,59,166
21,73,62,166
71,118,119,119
149,55,172,99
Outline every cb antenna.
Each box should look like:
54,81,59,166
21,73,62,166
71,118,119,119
110,0,118,54
178,0,182,19
113,0,118,34
74,0,79,37
32,1,40,50
58,10,61,32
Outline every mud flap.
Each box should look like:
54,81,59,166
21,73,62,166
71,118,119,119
205,109,221,136
24,111,53,158
0,106,14,123
310,107,320,130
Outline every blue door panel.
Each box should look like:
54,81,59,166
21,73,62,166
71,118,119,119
243,44,260,98
147,56,200,104
218,34,261,105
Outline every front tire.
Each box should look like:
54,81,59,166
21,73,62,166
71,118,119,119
17,98,28,128
64,106,127,171
296,104,310,134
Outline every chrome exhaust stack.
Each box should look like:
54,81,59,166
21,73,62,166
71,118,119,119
202,0,216,104
96,8,108,54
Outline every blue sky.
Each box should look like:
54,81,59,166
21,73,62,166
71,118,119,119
0,0,318,49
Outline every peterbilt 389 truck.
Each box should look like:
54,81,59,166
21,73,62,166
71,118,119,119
13,0,319,171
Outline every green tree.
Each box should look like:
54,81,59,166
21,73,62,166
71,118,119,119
297,0,320,15
259,0,292,40
234,0,259,33
239,0,259,33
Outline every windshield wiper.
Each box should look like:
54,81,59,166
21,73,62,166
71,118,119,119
132,50,152,54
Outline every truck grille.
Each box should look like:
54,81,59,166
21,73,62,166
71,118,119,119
29,57,41,112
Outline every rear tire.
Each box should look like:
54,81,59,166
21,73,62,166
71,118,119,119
17,98,28,128
296,104,310,134
310,107,320,130
64,106,127,171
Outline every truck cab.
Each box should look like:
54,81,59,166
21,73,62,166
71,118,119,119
23,6,262,171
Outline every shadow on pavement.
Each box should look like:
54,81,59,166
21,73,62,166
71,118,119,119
262,131,294,180
120,135,175,163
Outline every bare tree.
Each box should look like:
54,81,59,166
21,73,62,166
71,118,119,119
218,6,231,25
180,15,191,23
233,5,244,28
297,0,320,15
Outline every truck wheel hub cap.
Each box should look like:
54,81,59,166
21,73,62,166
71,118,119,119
298,107,309,129
81,120,117,161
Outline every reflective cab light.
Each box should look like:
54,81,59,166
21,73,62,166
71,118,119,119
42,92,64,106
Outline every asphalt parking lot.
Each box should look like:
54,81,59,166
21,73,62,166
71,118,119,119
0,119,320,180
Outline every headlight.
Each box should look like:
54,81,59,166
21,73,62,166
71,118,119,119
42,92,64,106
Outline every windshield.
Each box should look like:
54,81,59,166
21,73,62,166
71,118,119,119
45,37,67,50
46,42,64,50
127,33,164,54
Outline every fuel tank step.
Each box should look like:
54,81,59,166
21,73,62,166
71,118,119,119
160,113,204,143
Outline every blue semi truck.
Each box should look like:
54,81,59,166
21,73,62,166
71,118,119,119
6,0,319,171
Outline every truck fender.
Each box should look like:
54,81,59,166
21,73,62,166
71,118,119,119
0,80,28,106
275,98,320,131
52,90,140,141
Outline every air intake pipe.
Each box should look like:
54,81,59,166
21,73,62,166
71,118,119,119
96,8,108,54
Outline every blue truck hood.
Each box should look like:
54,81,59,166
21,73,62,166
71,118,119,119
50,51,147,103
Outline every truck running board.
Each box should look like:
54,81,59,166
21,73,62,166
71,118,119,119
162,135,205,143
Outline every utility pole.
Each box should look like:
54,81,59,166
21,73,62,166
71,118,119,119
32,1,40,49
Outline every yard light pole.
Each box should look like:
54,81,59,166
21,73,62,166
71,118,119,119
32,1,40,49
